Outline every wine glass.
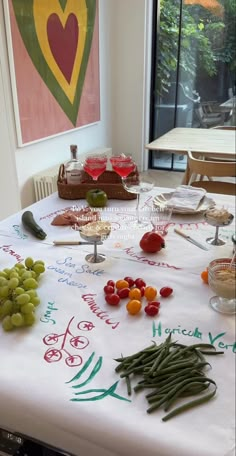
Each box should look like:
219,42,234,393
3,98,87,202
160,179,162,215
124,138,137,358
208,258,236,314
79,221,111,263
84,155,107,181
122,171,155,227
204,207,234,245
110,155,136,182
150,205,173,236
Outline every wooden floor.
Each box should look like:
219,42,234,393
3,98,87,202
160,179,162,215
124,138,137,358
142,170,183,188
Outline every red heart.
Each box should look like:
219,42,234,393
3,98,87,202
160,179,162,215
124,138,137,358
47,13,79,83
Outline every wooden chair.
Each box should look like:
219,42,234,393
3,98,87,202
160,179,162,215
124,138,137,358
212,126,236,130
185,151,236,195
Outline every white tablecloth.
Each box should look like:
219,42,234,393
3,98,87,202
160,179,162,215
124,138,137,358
0,188,235,456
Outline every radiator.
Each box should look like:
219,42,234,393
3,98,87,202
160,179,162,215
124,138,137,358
33,147,112,201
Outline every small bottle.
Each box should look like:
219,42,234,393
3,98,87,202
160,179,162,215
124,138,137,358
65,145,83,185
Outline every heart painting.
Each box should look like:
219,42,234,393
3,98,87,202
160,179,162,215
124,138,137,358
11,0,96,126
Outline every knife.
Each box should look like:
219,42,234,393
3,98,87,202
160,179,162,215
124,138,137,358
174,228,208,251
53,240,103,246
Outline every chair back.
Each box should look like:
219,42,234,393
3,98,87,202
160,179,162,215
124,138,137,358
187,151,236,195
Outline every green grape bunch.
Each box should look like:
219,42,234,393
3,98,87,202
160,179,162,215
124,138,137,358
0,257,45,331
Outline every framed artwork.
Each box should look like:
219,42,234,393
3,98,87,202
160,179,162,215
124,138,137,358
3,0,100,146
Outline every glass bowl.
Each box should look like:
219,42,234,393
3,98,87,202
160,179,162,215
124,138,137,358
208,258,236,314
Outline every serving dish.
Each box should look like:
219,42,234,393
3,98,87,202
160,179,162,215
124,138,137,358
153,192,215,215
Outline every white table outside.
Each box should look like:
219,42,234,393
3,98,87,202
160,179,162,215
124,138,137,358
0,189,235,456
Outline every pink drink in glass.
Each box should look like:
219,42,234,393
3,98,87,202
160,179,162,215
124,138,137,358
84,161,106,181
112,161,136,178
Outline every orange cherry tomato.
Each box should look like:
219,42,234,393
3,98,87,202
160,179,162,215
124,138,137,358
144,286,158,301
115,279,129,290
128,287,142,300
201,270,208,284
126,299,142,315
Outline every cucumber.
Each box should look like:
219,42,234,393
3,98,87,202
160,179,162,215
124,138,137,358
22,211,47,240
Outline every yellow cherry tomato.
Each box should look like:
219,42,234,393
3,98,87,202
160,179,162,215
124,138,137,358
116,279,129,289
128,287,142,300
126,299,142,315
201,270,208,284
144,286,158,301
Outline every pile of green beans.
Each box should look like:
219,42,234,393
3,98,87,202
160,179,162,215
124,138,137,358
114,334,224,421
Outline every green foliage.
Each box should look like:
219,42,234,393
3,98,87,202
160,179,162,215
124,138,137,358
156,0,236,96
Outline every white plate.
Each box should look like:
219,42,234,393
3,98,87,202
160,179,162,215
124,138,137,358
153,192,215,215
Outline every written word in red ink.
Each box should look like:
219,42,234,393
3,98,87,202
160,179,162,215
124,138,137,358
123,247,181,270
82,294,120,330
0,244,24,263
43,316,94,367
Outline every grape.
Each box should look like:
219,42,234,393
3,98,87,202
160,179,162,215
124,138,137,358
21,302,35,314
8,278,19,289
11,313,24,327
23,278,38,290
0,285,9,298
0,257,45,331
15,287,25,295
32,297,40,306
16,293,30,305
24,312,36,326
2,316,14,331
25,257,34,269
33,263,45,275
26,290,37,299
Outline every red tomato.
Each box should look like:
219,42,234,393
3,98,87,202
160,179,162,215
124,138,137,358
124,276,135,287
104,285,115,294
107,280,115,287
148,301,161,308
160,287,173,297
140,286,145,297
105,294,120,306
144,304,160,317
117,287,130,299
139,232,165,254
135,278,146,289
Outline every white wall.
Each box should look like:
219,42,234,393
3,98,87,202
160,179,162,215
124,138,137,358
0,0,151,218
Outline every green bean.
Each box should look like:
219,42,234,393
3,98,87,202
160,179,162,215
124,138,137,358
161,385,217,421
125,375,132,396
164,380,212,412
200,350,224,355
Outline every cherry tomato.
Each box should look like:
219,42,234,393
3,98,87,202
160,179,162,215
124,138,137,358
107,280,115,287
144,286,158,301
129,287,142,300
144,304,159,317
117,287,130,299
105,293,120,306
116,279,129,290
160,287,173,298
104,285,115,294
201,270,208,284
135,278,146,289
124,276,135,287
148,301,160,308
126,299,142,315
140,286,145,297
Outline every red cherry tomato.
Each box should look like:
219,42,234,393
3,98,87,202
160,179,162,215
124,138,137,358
124,276,135,287
104,285,115,294
148,301,161,308
140,286,145,297
107,280,115,287
117,287,130,299
144,304,159,317
160,287,173,298
135,278,146,289
105,293,120,306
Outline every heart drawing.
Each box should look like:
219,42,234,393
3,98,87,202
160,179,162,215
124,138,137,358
12,0,97,125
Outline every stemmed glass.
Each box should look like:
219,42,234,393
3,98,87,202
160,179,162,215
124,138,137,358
84,155,107,181
122,170,155,227
208,258,236,314
204,208,234,245
110,155,136,182
150,205,173,236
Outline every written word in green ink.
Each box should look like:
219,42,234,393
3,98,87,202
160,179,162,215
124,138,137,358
66,352,131,403
40,301,58,325
153,322,236,354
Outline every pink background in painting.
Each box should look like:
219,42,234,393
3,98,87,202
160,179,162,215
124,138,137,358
8,0,100,145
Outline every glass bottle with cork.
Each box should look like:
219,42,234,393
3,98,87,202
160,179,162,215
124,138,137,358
65,145,83,185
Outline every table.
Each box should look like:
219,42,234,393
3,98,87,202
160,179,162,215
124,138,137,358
220,97,236,125
0,189,235,456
